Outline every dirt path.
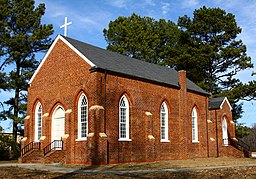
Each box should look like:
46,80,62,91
1,162,256,174
1,158,256,178
1,165,256,178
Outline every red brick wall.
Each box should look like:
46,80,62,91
186,93,208,158
44,150,66,164
208,100,242,158
19,150,44,163
23,38,239,164
25,39,96,164
104,72,181,162
208,109,218,157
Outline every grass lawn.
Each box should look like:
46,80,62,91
1,157,256,178
64,157,256,171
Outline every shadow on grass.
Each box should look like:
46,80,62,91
51,166,203,179
0,160,18,164
52,170,202,179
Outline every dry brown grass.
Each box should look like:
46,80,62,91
1,158,256,178
0,160,18,164
65,157,256,171
1,165,256,178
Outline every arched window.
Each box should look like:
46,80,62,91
160,102,169,142
35,102,42,141
222,117,228,146
119,95,131,141
78,94,88,139
192,107,198,142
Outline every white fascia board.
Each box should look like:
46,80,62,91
220,97,233,111
59,35,96,67
29,35,59,84
29,35,96,85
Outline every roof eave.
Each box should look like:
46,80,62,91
208,107,221,110
90,67,180,89
187,88,211,97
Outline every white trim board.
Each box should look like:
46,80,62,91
220,97,233,111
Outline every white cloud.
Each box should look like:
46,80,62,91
39,0,110,35
144,0,155,6
161,2,170,15
75,16,98,26
181,0,199,8
107,0,129,8
215,1,256,66
43,1,66,18
187,0,199,6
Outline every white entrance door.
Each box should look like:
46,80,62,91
52,106,65,149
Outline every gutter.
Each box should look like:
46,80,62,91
90,66,180,90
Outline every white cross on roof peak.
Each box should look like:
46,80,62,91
60,17,72,37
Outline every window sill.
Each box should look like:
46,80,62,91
118,138,132,142
160,139,170,142
75,138,87,141
192,141,199,143
223,144,229,147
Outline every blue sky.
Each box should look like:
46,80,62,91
1,0,256,131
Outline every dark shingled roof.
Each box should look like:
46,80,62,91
63,36,209,96
208,97,226,109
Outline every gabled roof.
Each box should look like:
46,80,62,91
209,97,232,110
30,35,209,96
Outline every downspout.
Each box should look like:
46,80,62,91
104,70,107,133
206,97,209,157
104,70,109,164
215,110,219,157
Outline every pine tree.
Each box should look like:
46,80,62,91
104,9,255,123
177,6,254,122
0,0,54,143
103,13,180,65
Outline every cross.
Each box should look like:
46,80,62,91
60,17,72,37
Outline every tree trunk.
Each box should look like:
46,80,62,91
12,64,20,143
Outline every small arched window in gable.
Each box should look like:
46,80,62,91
160,102,169,142
35,102,42,141
118,95,131,141
78,94,88,140
222,117,228,146
192,107,198,143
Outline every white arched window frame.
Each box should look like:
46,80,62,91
160,102,169,142
118,95,131,141
192,107,199,143
77,94,88,140
222,117,228,146
35,102,42,141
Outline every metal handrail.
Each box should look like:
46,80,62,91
21,141,40,156
43,140,63,156
231,138,250,152
238,139,250,151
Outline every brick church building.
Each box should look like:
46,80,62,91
19,35,249,164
